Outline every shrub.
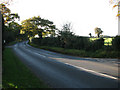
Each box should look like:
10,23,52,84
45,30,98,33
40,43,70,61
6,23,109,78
32,38,41,45
86,38,104,51
112,36,120,51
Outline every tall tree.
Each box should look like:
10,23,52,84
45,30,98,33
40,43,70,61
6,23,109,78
58,23,74,48
8,21,22,39
0,0,13,5
0,3,20,25
94,27,103,38
21,16,57,39
0,1,20,44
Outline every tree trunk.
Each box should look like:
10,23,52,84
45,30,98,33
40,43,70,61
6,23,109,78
97,34,100,38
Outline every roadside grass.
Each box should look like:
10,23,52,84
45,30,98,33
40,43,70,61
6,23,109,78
2,48,49,88
6,41,17,46
29,42,120,58
6,40,24,46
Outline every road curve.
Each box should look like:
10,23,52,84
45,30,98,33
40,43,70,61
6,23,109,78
12,41,119,88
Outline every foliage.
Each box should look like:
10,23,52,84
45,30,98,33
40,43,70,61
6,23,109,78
29,43,120,58
32,23,105,52
32,22,90,50
86,38,104,51
0,3,20,24
21,16,57,39
93,38,104,50
112,35,120,50
90,37,113,46
0,2,21,45
8,22,21,38
0,0,13,6
104,38,113,46
3,21,22,44
3,26,15,44
32,36,90,50
58,23,75,48
94,27,103,38
31,22,118,58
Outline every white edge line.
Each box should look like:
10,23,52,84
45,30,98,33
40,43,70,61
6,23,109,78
65,63,118,80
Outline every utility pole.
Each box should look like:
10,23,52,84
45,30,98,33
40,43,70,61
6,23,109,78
0,11,2,89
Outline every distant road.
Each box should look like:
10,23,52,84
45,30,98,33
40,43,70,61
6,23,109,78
12,41,119,88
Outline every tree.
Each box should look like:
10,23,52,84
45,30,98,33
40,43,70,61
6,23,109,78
94,27,103,38
21,16,57,39
58,23,74,48
0,2,20,44
89,33,92,37
0,0,13,5
0,3,20,25
21,18,37,38
8,21,22,40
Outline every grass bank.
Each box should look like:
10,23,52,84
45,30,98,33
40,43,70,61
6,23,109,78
6,41,18,46
29,42,120,59
2,48,49,88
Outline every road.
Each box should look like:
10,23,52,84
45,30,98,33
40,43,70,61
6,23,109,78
12,41,119,88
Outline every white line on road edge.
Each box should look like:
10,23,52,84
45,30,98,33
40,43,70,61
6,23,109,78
65,63,118,80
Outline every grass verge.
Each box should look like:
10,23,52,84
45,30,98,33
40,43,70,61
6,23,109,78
6,41,17,46
2,48,49,88
29,42,120,58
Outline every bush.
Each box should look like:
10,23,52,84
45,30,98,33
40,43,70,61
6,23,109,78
112,36,120,51
86,38,104,51
3,26,16,44
32,37,105,52
32,38,41,45
71,36,90,50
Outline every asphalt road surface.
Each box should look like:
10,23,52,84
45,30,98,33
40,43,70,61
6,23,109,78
12,41,119,88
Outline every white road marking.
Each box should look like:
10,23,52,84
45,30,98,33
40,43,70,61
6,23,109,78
34,52,46,58
65,63,118,80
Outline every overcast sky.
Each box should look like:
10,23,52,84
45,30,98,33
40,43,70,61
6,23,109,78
8,0,118,36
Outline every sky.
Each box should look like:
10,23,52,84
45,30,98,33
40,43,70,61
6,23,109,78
7,0,118,36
